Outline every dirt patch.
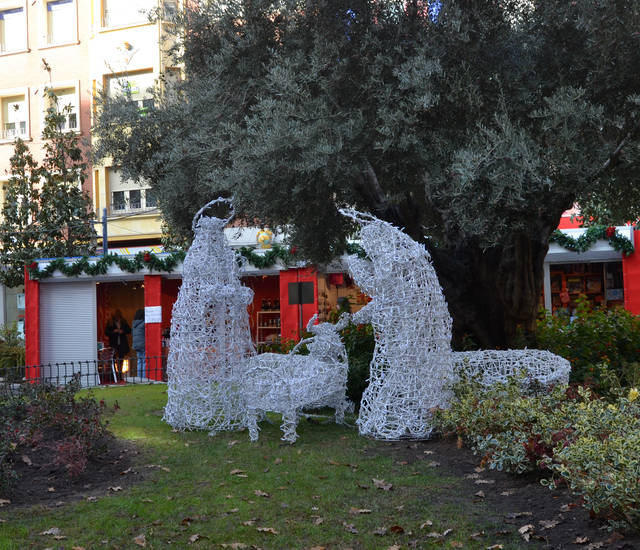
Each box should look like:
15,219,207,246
2,437,152,508
370,437,640,550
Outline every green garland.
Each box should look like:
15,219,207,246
28,250,186,280
27,241,370,280
549,225,634,256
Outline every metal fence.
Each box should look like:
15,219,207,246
0,356,167,396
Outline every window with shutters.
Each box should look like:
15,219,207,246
46,0,75,45
43,84,80,132
107,168,155,214
0,6,27,54
102,0,153,28
0,90,29,141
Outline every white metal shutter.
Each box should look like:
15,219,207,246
40,281,98,387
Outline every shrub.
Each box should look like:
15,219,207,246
0,323,25,382
434,378,640,531
0,375,111,493
537,297,640,394
340,321,374,406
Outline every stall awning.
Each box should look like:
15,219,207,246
545,226,634,264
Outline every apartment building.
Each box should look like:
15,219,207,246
0,0,175,328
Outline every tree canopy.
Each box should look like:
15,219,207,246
0,90,95,287
93,0,640,346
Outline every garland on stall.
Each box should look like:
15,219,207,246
549,225,634,256
27,242,370,280
27,250,187,280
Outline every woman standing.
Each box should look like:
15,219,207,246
105,309,131,379
132,309,146,379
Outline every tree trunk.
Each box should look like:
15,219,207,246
431,234,551,349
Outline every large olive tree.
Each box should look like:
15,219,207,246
93,0,640,347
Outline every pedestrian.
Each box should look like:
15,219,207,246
132,308,146,379
105,309,131,378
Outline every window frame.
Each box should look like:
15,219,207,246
106,167,156,215
39,80,81,135
100,0,155,31
0,1,29,56
0,87,30,143
38,0,79,49
103,69,156,114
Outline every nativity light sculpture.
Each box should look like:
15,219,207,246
341,208,570,440
163,199,255,433
242,313,351,443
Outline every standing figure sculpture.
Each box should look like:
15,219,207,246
163,199,255,433
341,209,455,440
341,208,570,440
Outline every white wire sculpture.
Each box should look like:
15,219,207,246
163,199,255,433
341,208,570,440
453,350,570,388
341,209,455,440
242,313,351,443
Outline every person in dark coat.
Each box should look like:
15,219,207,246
105,309,131,377
132,308,146,378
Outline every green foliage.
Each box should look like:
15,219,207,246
549,226,634,256
0,89,95,287
536,298,640,394
434,378,640,530
93,0,640,347
28,250,186,280
0,324,25,383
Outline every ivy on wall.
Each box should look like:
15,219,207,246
549,226,634,256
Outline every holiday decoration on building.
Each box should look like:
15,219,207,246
163,199,255,433
341,208,570,440
242,313,352,442
256,228,274,248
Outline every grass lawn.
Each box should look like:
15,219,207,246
0,385,526,549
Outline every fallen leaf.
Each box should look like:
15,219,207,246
475,479,495,485
396,505,405,511
387,546,401,550
141,498,153,503
465,473,481,479
72,546,86,550
474,467,485,473
309,547,326,550
342,522,358,534
41,527,61,536
221,544,247,549
518,524,534,542
420,521,433,529
120,467,132,475
372,478,393,491
160,466,170,472
0,499,9,507
21,455,32,466
373,527,388,536
256,526,278,534
585,543,604,550
328,460,341,466
108,486,123,492
189,534,208,543
505,512,533,519
53,535,67,540
253,490,270,498
450,542,463,548
47,487,55,492
228,440,239,447
349,507,372,514
274,458,283,464
230,469,246,476
389,525,405,534
474,491,485,498
133,534,146,547
500,490,516,496
574,537,590,545
242,520,255,526
311,516,324,525
397,460,408,465
539,519,560,529
486,545,503,550
423,450,434,455
86,496,97,502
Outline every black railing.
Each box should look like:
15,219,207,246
0,356,167,396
